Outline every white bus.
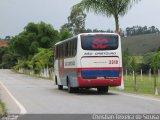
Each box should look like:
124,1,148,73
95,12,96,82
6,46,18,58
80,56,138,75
54,33,122,93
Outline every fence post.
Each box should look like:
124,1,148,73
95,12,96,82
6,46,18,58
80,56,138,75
133,71,135,81
155,70,158,95
141,69,143,81
126,69,127,81
149,68,151,80
158,69,160,82
46,65,49,78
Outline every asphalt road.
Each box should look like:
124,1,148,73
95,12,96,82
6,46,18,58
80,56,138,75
0,69,160,114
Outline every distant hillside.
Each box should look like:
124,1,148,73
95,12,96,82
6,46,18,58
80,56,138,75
121,33,160,55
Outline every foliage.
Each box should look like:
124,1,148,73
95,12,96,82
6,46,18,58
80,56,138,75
69,7,86,35
14,48,53,71
151,51,160,72
31,48,53,70
0,47,15,69
0,100,6,117
14,60,33,70
61,7,86,35
151,51,160,95
11,22,59,60
125,26,159,36
128,56,138,91
72,0,140,32
0,21,78,70
59,24,73,41
122,48,131,69
130,56,137,71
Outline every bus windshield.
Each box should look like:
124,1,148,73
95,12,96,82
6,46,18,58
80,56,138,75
81,34,118,50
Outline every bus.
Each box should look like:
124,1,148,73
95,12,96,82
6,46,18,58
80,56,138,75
54,33,122,93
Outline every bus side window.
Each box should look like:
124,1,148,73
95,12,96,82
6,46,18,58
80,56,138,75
55,46,57,59
68,41,71,57
73,38,77,56
57,46,58,59
58,46,60,59
60,44,62,58
62,44,64,58
70,41,73,57
62,43,65,58
65,42,68,57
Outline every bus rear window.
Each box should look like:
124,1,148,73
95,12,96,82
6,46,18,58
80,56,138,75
81,34,118,50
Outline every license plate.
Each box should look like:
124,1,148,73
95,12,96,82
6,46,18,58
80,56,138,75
97,77,104,79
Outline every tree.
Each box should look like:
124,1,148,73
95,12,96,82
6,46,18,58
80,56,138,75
11,22,59,60
151,51,160,95
125,25,159,36
0,47,15,69
130,56,137,91
63,7,86,35
59,24,73,41
72,0,140,33
123,48,131,70
31,48,53,71
69,7,86,35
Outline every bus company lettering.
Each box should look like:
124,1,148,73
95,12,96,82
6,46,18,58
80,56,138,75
65,61,75,66
95,52,116,55
84,52,93,55
84,52,116,56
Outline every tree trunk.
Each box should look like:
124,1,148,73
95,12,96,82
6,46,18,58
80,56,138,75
134,73,137,91
114,14,119,33
154,68,158,95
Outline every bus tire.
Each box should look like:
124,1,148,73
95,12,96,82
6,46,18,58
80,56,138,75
58,85,63,90
97,87,109,93
67,79,74,93
55,76,58,85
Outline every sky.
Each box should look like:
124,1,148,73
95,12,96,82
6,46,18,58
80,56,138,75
0,0,160,38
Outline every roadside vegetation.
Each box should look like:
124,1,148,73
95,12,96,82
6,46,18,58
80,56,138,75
0,100,6,117
123,75,160,96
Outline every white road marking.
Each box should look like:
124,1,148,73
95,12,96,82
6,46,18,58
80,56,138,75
0,80,27,114
113,91,160,102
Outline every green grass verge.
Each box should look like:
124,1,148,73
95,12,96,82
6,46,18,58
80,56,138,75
11,69,53,81
0,100,6,117
113,75,160,97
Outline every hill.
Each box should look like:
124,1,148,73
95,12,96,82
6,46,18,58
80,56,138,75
121,33,160,55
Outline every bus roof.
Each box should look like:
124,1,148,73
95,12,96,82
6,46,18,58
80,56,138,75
54,32,119,46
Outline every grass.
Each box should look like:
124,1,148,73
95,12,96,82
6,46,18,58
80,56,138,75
115,74,160,97
11,69,53,81
0,100,6,118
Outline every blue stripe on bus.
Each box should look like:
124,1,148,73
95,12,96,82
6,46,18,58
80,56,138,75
81,70,119,78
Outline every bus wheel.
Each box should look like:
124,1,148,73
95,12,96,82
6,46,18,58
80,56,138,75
97,87,109,93
55,76,58,85
74,88,79,93
67,80,74,93
58,85,63,90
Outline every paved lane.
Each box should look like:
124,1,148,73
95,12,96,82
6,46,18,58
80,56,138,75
0,69,160,114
